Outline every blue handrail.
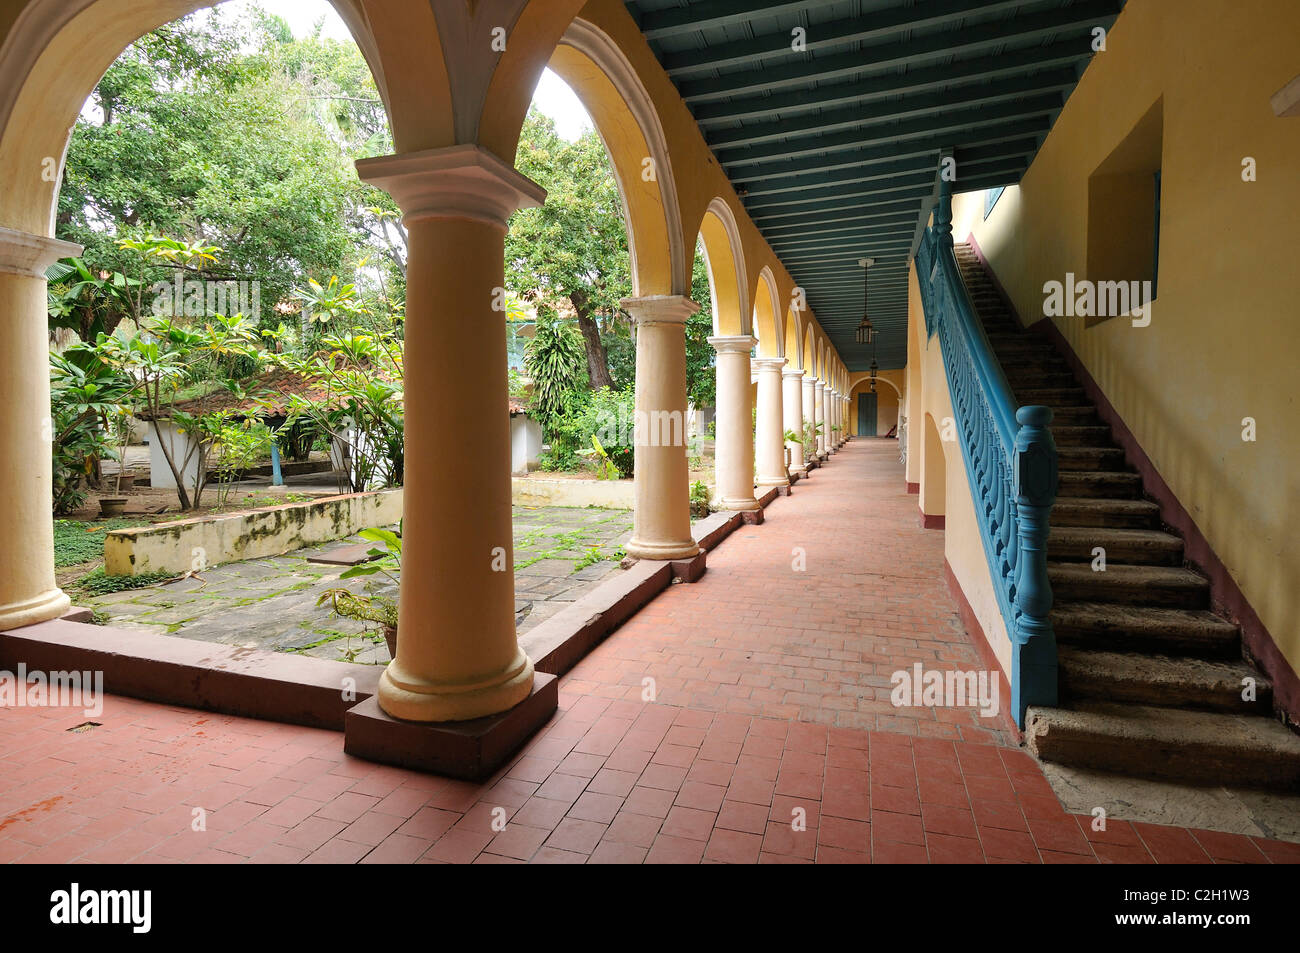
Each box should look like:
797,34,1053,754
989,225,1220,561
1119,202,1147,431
915,182,1058,728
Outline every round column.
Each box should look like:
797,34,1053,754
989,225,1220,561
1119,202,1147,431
782,367,806,477
0,227,82,630
814,379,827,459
826,387,839,453
801,375,816,468
753,357,788,488
624,295,702,557
708,335,759,511
357,145,543,722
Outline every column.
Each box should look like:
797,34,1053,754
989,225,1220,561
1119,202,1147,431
753,357,788,488
826,387,839,452
0,227,82,630
814,379,827,459
623,295,703,557
782,367,806,477
801,375,816,468
357,145,542,722
708,335,760,511
843,395,852,444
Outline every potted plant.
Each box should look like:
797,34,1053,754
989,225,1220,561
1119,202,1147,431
317,523,402,657
98,407,135,518
689,480,712,519
783,428,802,469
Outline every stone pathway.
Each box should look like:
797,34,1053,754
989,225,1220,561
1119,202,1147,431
75,505,633,665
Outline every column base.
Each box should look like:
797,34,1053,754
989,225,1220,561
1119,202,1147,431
0,587,71,632
345,673,557,781
377,649,535,723
625,536,701,560
755,477,790,489
718,497,762,512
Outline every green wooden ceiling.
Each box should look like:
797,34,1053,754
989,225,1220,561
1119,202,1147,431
624,0,1122,369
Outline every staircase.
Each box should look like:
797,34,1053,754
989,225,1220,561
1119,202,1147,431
953,243,1300,790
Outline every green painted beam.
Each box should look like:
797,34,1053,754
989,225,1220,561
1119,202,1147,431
662,0,1030,76
637,0,811,40
691,40,1089,126
718,95,1060,168
707,68,1078,151
676,1,1120,102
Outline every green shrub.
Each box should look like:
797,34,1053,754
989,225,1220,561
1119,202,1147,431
73,568,176,595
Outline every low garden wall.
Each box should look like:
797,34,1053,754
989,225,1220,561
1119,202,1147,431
511,477,634,509
104,489,403,576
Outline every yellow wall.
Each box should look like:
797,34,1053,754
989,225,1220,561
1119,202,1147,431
846,370,904,436
952,0,1300,682
908,266,1013,675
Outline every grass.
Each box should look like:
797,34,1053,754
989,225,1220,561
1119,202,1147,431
53,518,149,567
71,568,177,595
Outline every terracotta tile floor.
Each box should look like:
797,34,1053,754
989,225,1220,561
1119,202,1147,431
2,440,1298,864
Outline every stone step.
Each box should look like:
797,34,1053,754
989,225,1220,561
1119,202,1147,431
1057,647,1269,714
1057,470,1143,498
1004,369,1078,389
1053,601,1241,657
1051,496,1160,529
1014,386,1090,405
1052,425,1116,447
1048,526,1183,565
1056,446,1129,472
1024,702,1300,789
1049,562,1210,608
1047,406,1103,427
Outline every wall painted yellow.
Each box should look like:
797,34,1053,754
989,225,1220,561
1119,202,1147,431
951,0,1300,683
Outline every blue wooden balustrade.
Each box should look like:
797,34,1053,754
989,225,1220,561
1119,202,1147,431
914,181,1058,729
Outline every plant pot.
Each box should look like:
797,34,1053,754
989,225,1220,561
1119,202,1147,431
381,624,397,658
99,498,128,518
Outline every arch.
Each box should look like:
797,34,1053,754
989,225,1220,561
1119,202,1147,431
921,412,947,518
803,323,817,377
784,306,803,369
539,19,687,296
752,265,782,357
697,197,749,336
0,0,424,235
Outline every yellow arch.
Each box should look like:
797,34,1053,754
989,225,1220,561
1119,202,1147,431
697,197,749,336
784,307,803,368
753,266,782,357
0,0,432,235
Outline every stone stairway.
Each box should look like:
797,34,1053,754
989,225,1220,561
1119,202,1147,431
953,243,1300,790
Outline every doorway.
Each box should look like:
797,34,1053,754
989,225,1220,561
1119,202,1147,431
858,392,877,436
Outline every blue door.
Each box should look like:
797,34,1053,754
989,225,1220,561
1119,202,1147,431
858,393,877,436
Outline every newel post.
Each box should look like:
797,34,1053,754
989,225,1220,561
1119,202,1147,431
1012,404,1058,727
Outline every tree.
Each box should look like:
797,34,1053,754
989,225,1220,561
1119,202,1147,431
508,110,632,390
56,7,400,326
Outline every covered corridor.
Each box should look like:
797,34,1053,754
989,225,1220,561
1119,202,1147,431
3,441,1297,864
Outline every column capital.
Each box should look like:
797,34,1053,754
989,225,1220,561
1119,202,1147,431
782,367,804,379
356,144,545,228
626,294,700,326
0,226,82,278
751,356,787,372
707,333,756,352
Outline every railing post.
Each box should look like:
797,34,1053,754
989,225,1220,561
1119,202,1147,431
932,177,954,250
1012,405,1058,727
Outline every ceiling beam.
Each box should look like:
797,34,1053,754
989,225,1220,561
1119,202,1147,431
691,40,1089,126
663,0,1030,76
636,0,812,40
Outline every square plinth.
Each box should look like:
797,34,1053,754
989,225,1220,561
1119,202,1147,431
344,673,558,781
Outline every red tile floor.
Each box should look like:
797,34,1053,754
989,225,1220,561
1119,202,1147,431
2,440,1297,864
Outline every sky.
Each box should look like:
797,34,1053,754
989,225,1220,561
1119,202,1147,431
265,0,595,141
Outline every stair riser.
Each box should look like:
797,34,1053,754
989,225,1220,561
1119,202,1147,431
1060,672,1271,715
1048,538,1182,565
1056,451,1130,472
1049,575,1209,609
1027,731,1300,790
1052,428,1116,447
1054,625,1240,659
1051,508,1159,529
1057,473,1144,498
